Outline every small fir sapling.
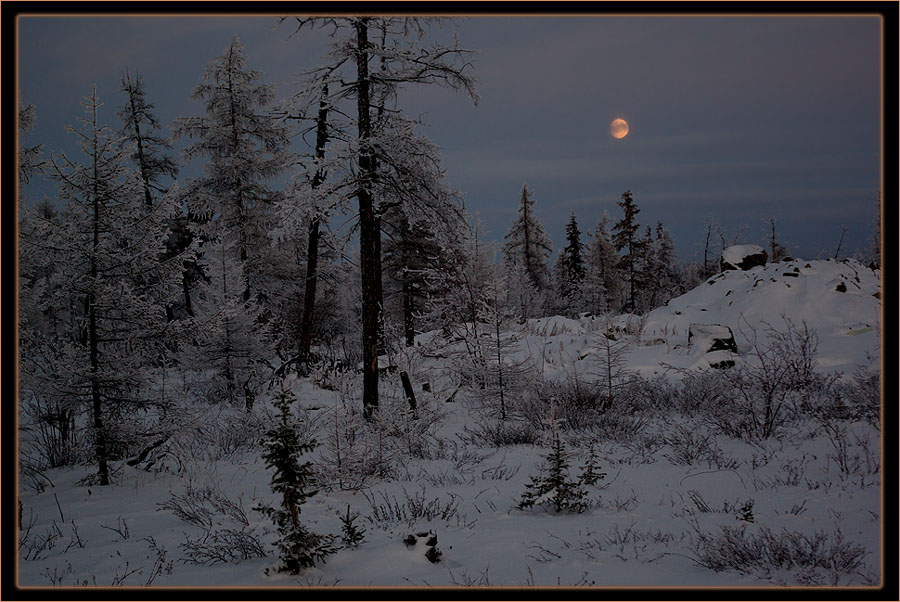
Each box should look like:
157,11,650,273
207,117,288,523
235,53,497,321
579,445,607,486
519,433,588,513
340,505,366,548
256,382,335,573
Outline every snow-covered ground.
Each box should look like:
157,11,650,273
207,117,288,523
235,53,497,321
16,258,882,590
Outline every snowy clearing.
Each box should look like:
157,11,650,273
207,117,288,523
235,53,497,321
17,258,882,590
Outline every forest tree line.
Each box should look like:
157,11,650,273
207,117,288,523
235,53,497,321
18,18,878,489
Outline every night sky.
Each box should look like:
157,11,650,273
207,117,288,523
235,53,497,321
16,13,883,263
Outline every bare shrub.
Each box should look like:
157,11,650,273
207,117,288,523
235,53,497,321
180,523,267,566
663,424,737,469
192,405,273,461
635,375,677,411
362,487,461,528
679,317,847,443
19,393,82,469
701,318,813,441
664,424,715,466
145,403,278,472
158,481,265,565
751,455,811,490
672,370,729,416
511,374,649,444
821,422,880,478
530,378,611,430
837,367,881,427
373,376,450,460
691,525,869,585
766,317,820,390
459,419,542,448
315,396,396,491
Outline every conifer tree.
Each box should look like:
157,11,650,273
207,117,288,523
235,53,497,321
117,70,197,319
634,224,655,312
428,215,497,384
767,217,790,263
612,190,645,313
503,184,552,318
552,212,586,316
591,313,633,409
869,192,881,269
256,381,336,573
118,70,178,208
479,274,532,421
182,232,271,410
584,211,621,314
18,102,44,189
278,81,334,371
281,17,477,420
174,36,292,303
340,505,366,548
519,433,587,513
382,213,446,347
20,87,187,485
649,221,682,307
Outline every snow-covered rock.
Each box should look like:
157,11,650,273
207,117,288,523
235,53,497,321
721,244,767,271
688,323,737,354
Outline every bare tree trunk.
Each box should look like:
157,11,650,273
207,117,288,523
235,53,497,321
356,18,380,421
400,371,418,419
703,220,712,277
400,217,415,347
374,23,388,357
834,227,848,260
375,214,386,356
495,315,506,420
125,77,154,210
298,85,330,371
88,90,109,486
403,275,415,347
182,269,194,316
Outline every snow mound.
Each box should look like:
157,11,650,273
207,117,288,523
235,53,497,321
642,258,880,373
528,315,586,337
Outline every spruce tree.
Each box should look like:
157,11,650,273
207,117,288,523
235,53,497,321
584,211,621,314
339,505,366,548
767,217,790,263
382,212,447,347
552,212,586,316
503,184,553,318
634,224,655,312
612,190,645,313
256,381,336,573
650,221,682,308
869,192,881,269
519,433,587,513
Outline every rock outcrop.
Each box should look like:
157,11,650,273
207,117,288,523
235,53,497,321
721,245,768,271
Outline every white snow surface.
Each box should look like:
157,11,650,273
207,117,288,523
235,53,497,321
17,259,883,591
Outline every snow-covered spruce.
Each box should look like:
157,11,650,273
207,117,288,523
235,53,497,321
255,381,336,574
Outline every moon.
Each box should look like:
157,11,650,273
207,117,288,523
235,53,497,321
610,118,629,139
